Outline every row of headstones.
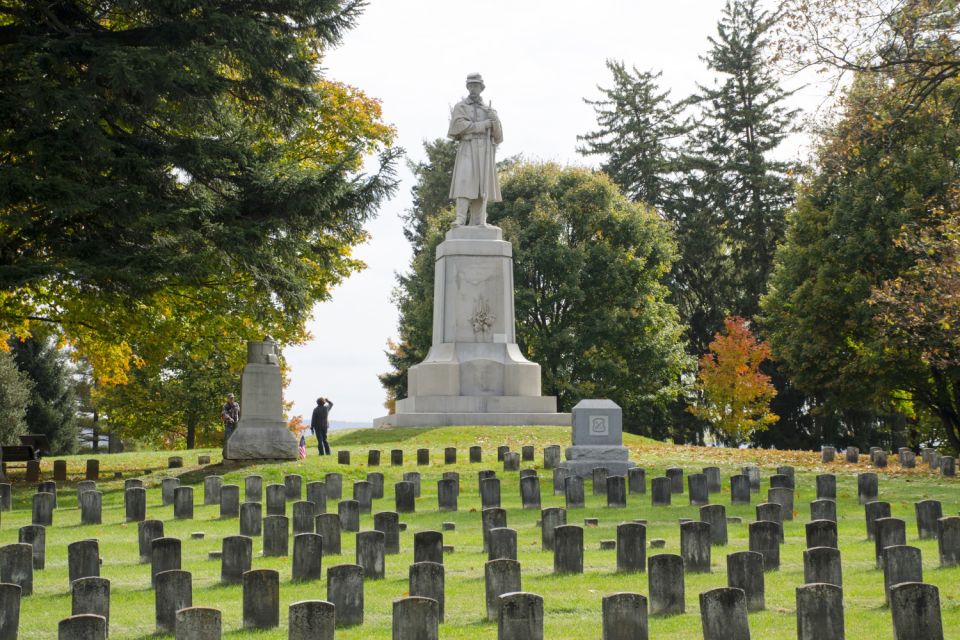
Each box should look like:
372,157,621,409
822,445,957,476
3,499,955,637
11,463,944,541
10,441,956,488
17,490,958,602
335,443,564,468
0,573,942,640
11,464,928,536
11,453,214,483
0,509,951,639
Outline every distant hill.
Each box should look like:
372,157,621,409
330,420,371,430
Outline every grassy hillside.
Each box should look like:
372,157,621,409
1,426,957,638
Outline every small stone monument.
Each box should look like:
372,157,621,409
224,339,298,460
558,399,635,477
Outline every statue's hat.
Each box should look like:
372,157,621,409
465,72,485,88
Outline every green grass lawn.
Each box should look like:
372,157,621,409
2,426,958,638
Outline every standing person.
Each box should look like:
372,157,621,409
448,72,503,227
311,397,333,455
221,393,240,442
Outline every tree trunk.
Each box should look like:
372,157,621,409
186,420,196,450
92,409,99,452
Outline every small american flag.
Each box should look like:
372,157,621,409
298,434,307,460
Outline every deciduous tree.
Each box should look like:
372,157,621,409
690,317,778,443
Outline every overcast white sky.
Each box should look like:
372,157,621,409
283,0,833,424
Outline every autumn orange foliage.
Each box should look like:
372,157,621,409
691,316,778,442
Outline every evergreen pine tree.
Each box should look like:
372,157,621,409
9,336,78,454
578,60,687,210
0,348,31,445
682,0,798,326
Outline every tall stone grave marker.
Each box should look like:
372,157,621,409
224,339,297,460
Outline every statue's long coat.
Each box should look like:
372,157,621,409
447,97,503,201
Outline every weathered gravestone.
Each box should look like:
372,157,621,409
700,587,750,640
242,569,279,629
409,561,445,622
553,525,583,574
125,487,146,522
284,474,302,501
939,516,960,568
315,514,342,556
292,533,323,582
488,528,517,561
414,531,443,565
804,546,842,587
680,521,711,573
726,551,764,612
392,596,439,640
700,504,728,546
916,500,943,540
883,545,922,604
796,583,845,640
889,582,943,640
219,484,240,518
239,502,262,537
498,592,544,640
221,536,252,584
58,614,106,640
266,484,286,516
327,564,364,628
730,475,750,505
288,600,335,640
175,607,220,640
601,592,648,640
0,582,21,640
71,577,110,637
816,474,837,500
616,522,646,573
648,554,684,615
338,500,360,532
18,525,44,570
484,558,520,621
155,570,191,633
748,521,780,571
374,511,401,555
292,501,315,535
203,476,223,506
564,476,585,509
150,538,179,587
0,544,32,596
262,515,289,557
244,475,263,503
356,530,385,579
806,520,838,549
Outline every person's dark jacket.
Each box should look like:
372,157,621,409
311,400,333,432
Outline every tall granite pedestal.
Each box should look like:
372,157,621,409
224,340,298,460
375,226,568,427
559,399,635,477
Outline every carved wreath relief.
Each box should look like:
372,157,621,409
470,295,495,338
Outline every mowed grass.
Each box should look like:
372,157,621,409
2,426,958,639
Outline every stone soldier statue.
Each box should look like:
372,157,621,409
448,72,503,227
